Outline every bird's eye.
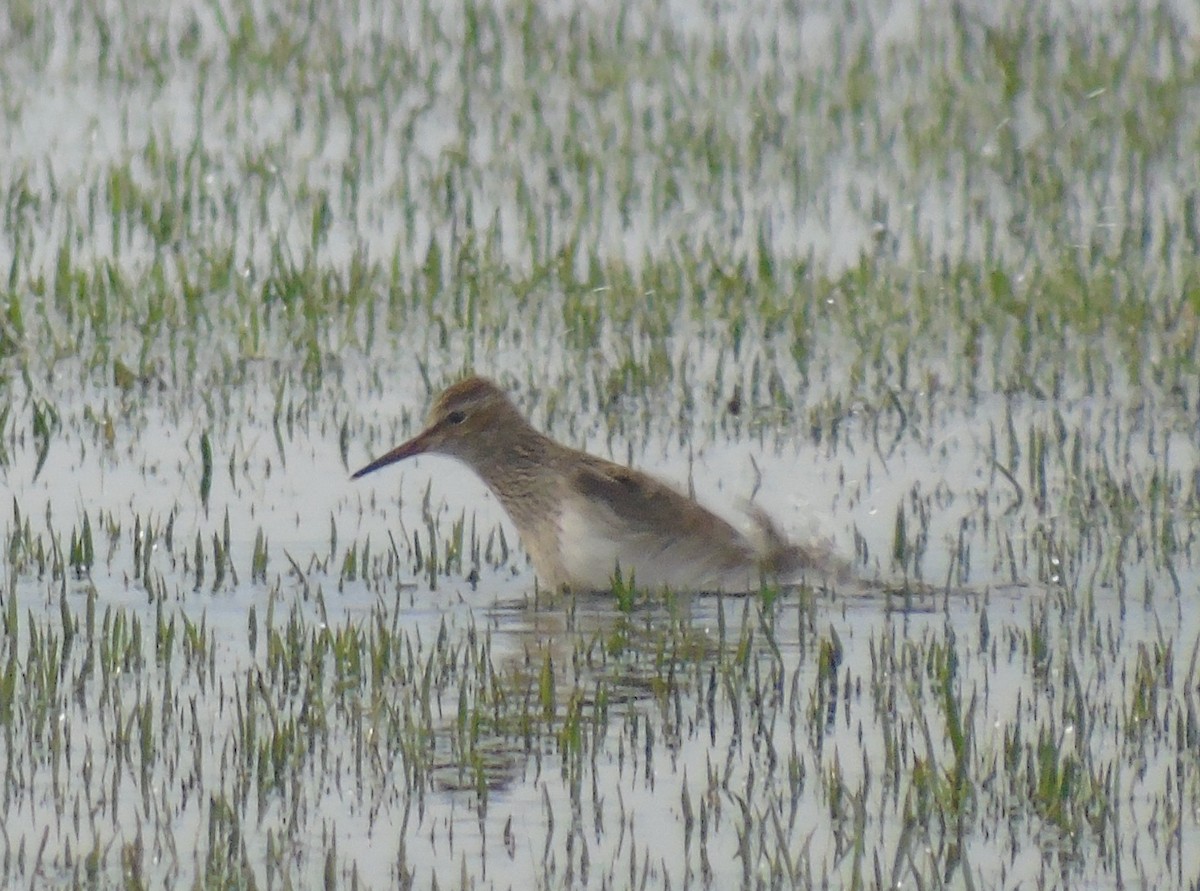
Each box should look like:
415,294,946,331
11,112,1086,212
446,410,467,425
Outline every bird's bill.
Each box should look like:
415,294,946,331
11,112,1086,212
351,429,434,479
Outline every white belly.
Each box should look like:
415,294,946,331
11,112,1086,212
553,500,760,593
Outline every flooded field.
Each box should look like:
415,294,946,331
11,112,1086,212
2,0,1199,887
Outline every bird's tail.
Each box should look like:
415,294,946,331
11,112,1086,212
744,505,854,586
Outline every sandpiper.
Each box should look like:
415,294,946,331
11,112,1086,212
352,376,832,593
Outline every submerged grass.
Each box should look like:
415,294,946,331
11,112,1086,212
0,0,1199,887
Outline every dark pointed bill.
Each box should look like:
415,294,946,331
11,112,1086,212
350,432,431,479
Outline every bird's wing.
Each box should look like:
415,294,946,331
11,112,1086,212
568,458,756,564
567,457,843,589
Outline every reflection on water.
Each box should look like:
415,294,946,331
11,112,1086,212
2,351,1198,887
1,0,1198,884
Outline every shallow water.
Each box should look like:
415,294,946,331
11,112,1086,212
5,352,1198,888
3,0,1200,887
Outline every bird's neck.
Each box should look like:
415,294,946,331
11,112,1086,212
462,424,553,489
